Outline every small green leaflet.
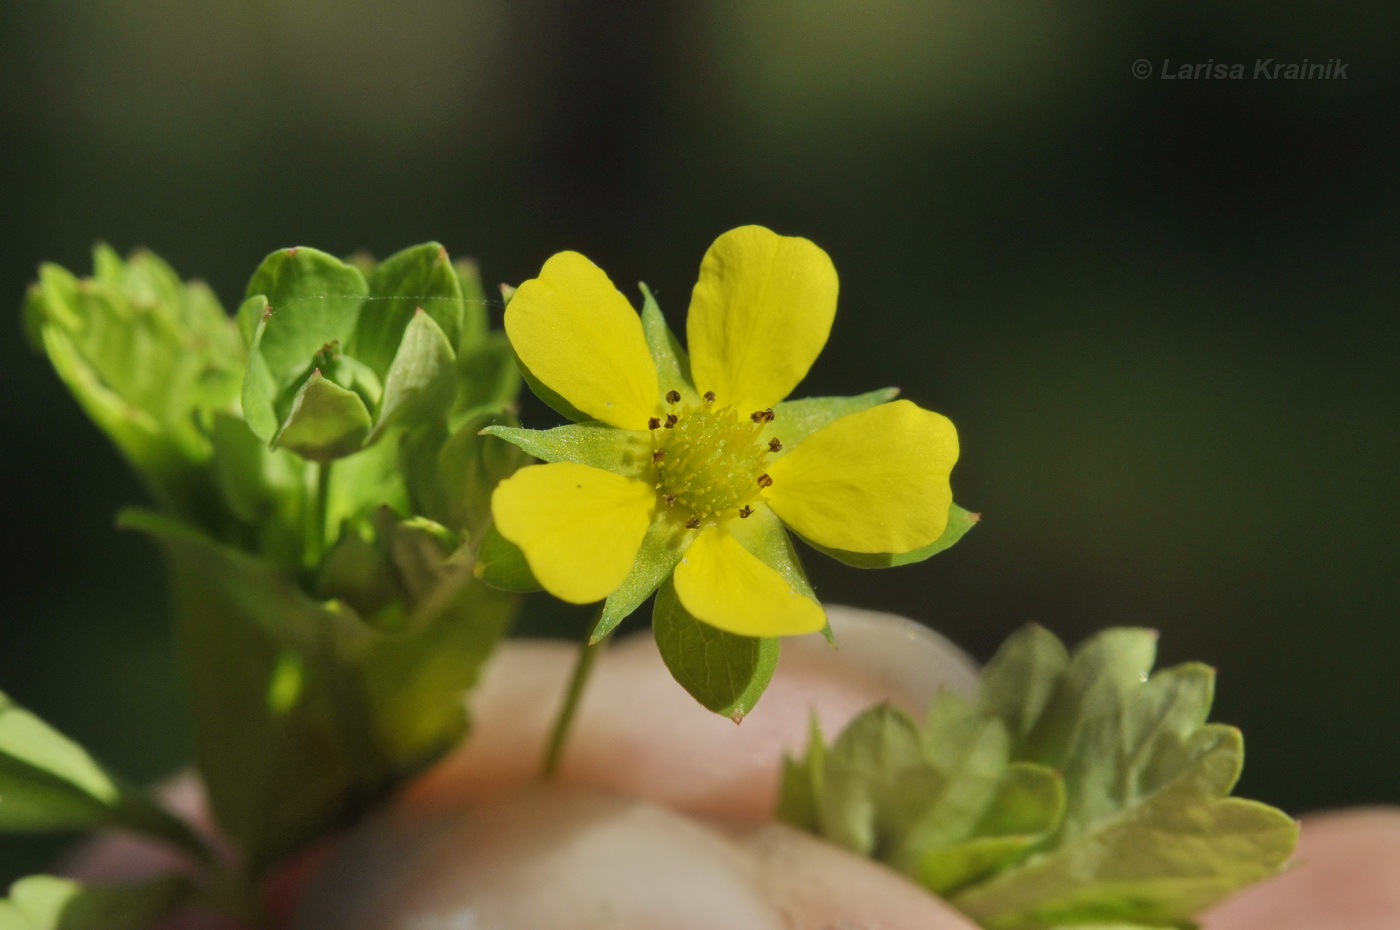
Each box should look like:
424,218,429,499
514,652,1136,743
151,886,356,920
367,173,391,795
777,625,1297,929
0,875,192,930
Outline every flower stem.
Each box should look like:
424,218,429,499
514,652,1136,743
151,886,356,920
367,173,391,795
541,612,611,778
306,460,333,566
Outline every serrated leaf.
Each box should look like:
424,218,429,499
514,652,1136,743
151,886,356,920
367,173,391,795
473,523,542,593
482,422,652,478
639,283,696,402
799,503,979,569
0,875,192,930
369,310,457,441
951,728,1297,930
271,370,373,462
820,705,944,858
357,243,464,376
651,580,778,720
591,511,695,643
980,624,1071,747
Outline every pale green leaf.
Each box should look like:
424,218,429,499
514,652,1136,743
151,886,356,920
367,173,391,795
369,310,457,441
357,242,464,376
0,875,191,930
775,716,827,834
452,333,522,426
652,580,778,720
979,624,1070,747
473,523,542,593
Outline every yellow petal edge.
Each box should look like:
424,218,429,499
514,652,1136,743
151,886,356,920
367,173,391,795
492,462,655,603
673,526,826,637
506,251,660,429
687,226,838,415
766,400,958,554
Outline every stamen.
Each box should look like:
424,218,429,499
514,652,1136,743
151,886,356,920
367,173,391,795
652,449,665,464
664,414,678,428
685,517,701,529
757,474,773,489
738,505,753,518
663,494,677,507
750,409,775,424
648,417,661,430
768,438,782,453
666,390,681,404
703,391,716,404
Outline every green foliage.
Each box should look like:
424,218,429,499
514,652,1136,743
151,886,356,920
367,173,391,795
652,580,778,720
778,625,1297,929
0,875,191,930
26,243,526,884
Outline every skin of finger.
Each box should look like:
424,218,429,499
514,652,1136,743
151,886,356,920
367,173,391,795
404,605,981,821
1201,807,1400,930
294,785,981,930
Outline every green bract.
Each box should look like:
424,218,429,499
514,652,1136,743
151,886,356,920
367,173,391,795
778,625,1298,930
20,243,526,919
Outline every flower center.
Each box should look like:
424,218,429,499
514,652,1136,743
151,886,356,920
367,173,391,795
649,392,781,528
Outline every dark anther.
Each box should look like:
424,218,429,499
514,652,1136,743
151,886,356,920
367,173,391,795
703,390,716,404
648,417,661,430
738,505,754,519
685,517,701,529
666,390,681,404
663,494,677,507
750,408,775,423
757,473,773,489
664,414,678,428
768,438,782,453
652,449,665,464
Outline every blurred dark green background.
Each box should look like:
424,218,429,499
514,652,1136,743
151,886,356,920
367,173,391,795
2,0,1395,883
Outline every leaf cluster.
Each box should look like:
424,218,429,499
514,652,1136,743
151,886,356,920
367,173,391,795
778,625,1298,930
20,243,528,919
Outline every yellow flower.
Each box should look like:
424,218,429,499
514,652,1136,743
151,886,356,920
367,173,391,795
487,226,961,639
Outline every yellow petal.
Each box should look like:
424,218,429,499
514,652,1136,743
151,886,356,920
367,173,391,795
673,526,826,637
492,462,655,603
686,226,838,414
766,400,958,554
506,251,660,429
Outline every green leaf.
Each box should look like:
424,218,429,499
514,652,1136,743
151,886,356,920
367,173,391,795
402,413,527,535
591,512,694,643
771,388,900,449
639,283,696,402
776,716,827,833
979,624,1071,747
651,580,778,721
369,310,457,441
452,257,489,351
482,422,652,478
452,332,522,426
241,247,368,443
951,728,1297,930
801,503,980,569
271,370,373,462
0,692,204,857
473,523,542,593
357,243,464,376
819,705,944,858
0,875,192,930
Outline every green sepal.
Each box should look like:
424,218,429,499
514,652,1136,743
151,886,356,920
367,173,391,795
591,512,694,643
271,370,373,463
357,242,464,376
0,875,193,930
0,691,206,858
770,387,900,449
369,310,458,442
482,422,653,478
800,503,979,569
639,283,696,402
514,353,592,424
473,523,542,593
651,579,779,721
